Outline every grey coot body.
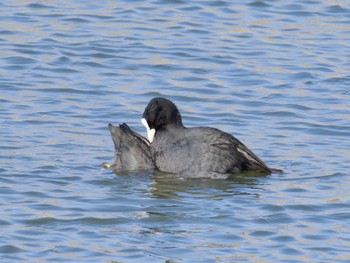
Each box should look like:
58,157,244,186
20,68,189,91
142,97,273,178
108,123,154,171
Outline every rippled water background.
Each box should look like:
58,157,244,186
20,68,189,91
1,0,350,262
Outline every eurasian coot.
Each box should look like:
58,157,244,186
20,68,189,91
142,97,273,178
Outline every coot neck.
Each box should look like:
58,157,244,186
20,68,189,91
162,123,185,133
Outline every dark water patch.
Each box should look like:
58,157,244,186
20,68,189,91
155,0,186,5
0,30,17,35
51,32,96,40
0,219,11,226
0,245,26,254
271,235,296,242
89,52,117,59
29,203,65,212
10,13,37,23
77,61,108,69
21,191,51,199
285,204,323,212
277,10,317,17
34,66,81,74
323,76,350,84
325,5,349,14
63,17,91,23
262,110,301,118
0,186,17,195
12,48,46,55
328,212,350,220
283,187,308,193
19,216,129,227
260,204,285,212
26,3,52,9
179,5,203,12
249,230,275,237
305,126,350,137
248,1,270,8
4,56,36,65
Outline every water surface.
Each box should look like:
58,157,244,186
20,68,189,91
1,0,350,262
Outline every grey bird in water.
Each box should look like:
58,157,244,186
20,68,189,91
106,123,154,171
105,97,280,179
141,97,277,179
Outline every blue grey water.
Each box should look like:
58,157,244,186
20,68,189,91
0,0,349,262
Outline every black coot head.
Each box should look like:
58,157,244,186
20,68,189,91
142,97,183,131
